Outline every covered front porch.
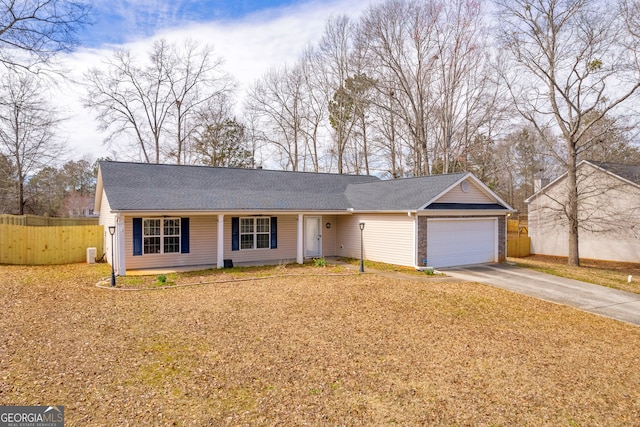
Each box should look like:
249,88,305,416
111,213,342,276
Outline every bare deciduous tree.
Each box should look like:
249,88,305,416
298,47,328,173
166,40,236,164
576,111,640,163
432,0,495,174
490,126,561,213
316,15,360,174
496,0,640,265
0,153,16,213
84,39,235,164
368,85,408,178
239,0,509,179
84,46,171,163
0,0,90,71
357,0,441,176
0,71,64,214
245,64,309,171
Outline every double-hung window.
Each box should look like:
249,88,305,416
163,218,181,253
143,218,180,254
240,217,271,250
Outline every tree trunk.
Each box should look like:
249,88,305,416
176,104,183,165
361,112,369,175
337,128,344,174
389,92,398,178
18,179,24,215
567,142,580,266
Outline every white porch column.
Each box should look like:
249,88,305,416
297,213,304,264
217,214,224,268
115,214,126,276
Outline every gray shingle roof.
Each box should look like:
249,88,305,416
98,161,506,212
590,161,640,185
99,161,380,211
344,173,468,210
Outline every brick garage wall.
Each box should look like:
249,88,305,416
418,216,428,265
498,216,506,262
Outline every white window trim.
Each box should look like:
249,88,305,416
240,216,271,250
143,217,181,255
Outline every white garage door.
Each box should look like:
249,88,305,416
427,218,497,268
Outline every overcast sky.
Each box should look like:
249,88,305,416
57,0,369,161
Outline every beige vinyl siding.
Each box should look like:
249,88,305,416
98,191,117,265
529,164,640,262
98,191,115,227
436,179,494,204
336,214,416,267
321,215,337,257
125,216,217,270
222,215,298,264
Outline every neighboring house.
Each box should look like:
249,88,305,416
526,160,640,263
95,161,514,275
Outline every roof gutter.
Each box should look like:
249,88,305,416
344,209,421,214
419,209,512,216
109,209,355,216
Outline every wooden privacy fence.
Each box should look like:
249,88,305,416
0,214,98,226
507,216,531,258
0,220,103,265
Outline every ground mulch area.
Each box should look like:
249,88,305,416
1,264,640,426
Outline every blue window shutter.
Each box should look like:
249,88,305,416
270,216,277,249
181,218,190,253
232,217,239,251
133,218,142,256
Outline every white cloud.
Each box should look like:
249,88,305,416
57,0,369,161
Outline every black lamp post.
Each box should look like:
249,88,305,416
359,222,365,273
108,225,116,287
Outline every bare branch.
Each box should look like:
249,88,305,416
0,0,91,71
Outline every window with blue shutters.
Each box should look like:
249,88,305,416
133,217,189,255
232,216,277,251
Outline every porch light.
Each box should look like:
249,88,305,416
359,222,365,273
108,226,116,287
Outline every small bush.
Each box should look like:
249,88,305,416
155,274,176,286
313,257,327,267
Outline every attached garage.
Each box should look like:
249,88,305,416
426,218,498,268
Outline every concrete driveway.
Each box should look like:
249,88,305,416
441,263,640,326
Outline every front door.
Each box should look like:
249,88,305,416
304,216,322,258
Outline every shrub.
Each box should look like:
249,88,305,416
313,257,327,267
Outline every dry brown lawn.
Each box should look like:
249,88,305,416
511,255,640,294
1,263,640,426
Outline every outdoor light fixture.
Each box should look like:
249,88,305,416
108,225,116,287
359,222,365,273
